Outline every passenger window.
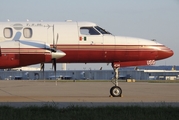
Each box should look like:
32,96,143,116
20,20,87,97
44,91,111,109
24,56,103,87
23,28,33,38
80,27,100,35
4,28,13,38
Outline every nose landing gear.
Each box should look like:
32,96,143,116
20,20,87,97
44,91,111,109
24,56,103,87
110,86,122,97
110,63,122,97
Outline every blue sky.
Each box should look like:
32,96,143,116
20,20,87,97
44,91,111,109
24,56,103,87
0,0,179,70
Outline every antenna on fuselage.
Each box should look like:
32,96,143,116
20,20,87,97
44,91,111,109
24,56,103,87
65,20,72,22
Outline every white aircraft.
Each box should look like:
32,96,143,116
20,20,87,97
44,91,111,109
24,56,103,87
0,21,173,97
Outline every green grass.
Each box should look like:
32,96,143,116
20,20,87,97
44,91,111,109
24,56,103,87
0,105,179,120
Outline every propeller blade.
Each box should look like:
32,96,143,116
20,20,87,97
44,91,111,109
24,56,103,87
56,33,59,44
40,63,44,79
55,33,59,49
52,25,59,85
13,32,21,41
54,59,56,76
53,25,55,48
52,59,56,77
52,58,57,86
40,63,44,71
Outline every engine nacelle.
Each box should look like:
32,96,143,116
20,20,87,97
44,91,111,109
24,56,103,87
0,40,65,69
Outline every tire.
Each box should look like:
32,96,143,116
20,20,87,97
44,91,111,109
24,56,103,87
110,86,122,97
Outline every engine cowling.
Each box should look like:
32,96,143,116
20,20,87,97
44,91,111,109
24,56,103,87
0,40,66,69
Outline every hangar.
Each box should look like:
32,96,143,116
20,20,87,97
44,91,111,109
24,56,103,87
0,66,179,80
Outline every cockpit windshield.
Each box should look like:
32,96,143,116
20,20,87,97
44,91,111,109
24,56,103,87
80,26,112,35
94,26,111,35
80,27,100,35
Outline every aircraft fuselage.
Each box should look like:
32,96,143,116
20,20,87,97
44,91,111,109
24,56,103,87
0,21,173,68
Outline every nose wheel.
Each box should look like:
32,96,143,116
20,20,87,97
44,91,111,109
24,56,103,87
110,62,123,97
110,86,122,97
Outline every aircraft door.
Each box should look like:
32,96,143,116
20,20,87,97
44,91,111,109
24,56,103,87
103,35,115,62
51,23,79,62
78,27,103,62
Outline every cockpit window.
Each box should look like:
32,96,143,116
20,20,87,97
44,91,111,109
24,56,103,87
80,27,100,35
95,26,111,34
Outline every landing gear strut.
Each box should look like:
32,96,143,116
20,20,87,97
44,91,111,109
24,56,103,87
110,63,122,97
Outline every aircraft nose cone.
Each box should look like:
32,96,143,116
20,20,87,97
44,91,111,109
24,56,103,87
51,50,66,59
157,46,174,60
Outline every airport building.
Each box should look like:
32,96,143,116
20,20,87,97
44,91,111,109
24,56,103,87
0,66,179,80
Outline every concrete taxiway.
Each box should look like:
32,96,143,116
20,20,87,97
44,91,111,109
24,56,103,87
0,80,179,107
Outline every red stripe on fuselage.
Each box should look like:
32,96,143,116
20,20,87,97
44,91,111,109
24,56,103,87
54,44,171,63
0,44,172,68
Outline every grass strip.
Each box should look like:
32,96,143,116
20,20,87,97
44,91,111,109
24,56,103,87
0,105,179,120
